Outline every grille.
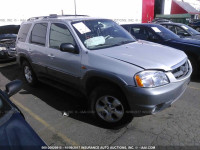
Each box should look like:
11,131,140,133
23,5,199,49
172,61,189,79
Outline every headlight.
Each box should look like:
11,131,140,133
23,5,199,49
0,47,6,51
135,70,169,88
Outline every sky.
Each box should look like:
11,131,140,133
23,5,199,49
0,0,143,26
0,0,75,25
1,0,200,26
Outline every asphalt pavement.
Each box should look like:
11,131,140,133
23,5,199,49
0,62,200,150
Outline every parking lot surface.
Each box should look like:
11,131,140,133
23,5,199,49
0,62,200,149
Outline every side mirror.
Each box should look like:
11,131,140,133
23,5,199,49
5,80,22,97
60,43,79,54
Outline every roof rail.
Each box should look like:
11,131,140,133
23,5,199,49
27,16,48,21
27,14,89,21
59,15,88,17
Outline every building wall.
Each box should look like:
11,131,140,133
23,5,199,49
171,0,187,14
142,0,155,23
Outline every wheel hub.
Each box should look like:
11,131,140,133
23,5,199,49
24,66,33,83
96,95,124,123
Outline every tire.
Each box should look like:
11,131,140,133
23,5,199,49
188,56,198,78
89,84,133,128
22,61,38,86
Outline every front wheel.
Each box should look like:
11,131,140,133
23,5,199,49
22,61,38,86
89,84,133,128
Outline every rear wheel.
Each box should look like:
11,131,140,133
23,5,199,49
22,61,38,86
89,84,133,128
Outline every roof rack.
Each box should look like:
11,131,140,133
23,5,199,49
27,14,89,21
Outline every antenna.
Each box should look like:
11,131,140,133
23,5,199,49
74,0,77,16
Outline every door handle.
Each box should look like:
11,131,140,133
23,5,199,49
48,54,55,58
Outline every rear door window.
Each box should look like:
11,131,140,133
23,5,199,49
130,27,148,40
166,25,176,33
30,23,48,46
18,24,32,42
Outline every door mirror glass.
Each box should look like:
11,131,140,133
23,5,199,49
60,43,79,54
5,80,22,97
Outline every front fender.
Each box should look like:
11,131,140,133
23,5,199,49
81,70,129,94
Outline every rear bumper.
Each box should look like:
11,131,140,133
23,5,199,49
125,77,190,116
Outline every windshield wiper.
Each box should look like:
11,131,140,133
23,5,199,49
112,40,135,46
88,40,135,50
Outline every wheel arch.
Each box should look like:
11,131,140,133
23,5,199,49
18,54,32,67
82,70,129,99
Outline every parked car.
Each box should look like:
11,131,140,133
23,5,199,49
16,15,191,127
0,34,17,62
158,22,200,40
189,20,200,32
122,23,200,76
0,80,46,150
0,25,20,62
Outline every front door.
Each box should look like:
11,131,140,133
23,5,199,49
45,23,81,87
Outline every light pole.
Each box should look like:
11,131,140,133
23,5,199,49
74,0,77,15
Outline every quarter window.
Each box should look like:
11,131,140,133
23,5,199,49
18,24,32,42
49,23,75,49
30,23,48,46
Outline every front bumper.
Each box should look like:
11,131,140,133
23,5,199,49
125,76,190,116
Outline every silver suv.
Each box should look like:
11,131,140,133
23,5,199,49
16,15,192,127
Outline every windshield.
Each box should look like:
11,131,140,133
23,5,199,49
151,25,180,40
180,24,200,35
72,19,135,50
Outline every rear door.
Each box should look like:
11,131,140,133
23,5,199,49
45,22,81,87
28,23,49,76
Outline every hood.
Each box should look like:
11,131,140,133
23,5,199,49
171,37,200,46
93,40,187,71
